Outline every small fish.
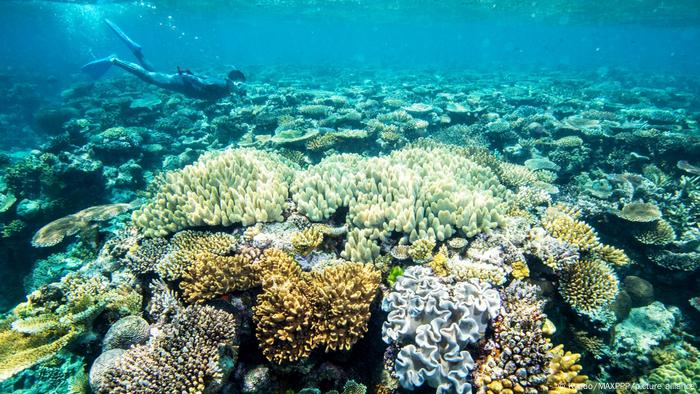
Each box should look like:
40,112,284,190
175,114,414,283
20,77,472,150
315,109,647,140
677,160,700,175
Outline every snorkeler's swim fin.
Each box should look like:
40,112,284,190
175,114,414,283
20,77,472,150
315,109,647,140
105,19,143,56
81,55,115,79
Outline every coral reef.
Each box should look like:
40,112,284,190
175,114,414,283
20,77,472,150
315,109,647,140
98,304,239,393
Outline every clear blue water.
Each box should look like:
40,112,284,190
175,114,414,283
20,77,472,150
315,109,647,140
1,1,700,393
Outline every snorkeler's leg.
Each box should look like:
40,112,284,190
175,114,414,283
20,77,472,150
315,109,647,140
104,19,156,72
110,58,158,84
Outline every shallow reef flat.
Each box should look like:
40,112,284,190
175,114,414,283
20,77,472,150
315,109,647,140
0,66,699,393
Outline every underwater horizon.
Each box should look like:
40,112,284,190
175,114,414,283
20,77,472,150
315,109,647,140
1,1,700,393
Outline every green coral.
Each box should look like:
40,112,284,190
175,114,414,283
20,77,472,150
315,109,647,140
646,360,700,394
387,266,405,287
0,274,141,381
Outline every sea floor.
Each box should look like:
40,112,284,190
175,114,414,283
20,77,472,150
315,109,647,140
0,66,699,393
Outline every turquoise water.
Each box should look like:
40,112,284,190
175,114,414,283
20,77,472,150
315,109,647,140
0,1,699,393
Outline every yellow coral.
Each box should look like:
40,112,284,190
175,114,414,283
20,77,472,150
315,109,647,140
547,344,588,393
309,262,380,351
511,260,530,279
542,207,600,252
256,248,303,284
157,230,237,280
254,278,316,364
306,134,339,151
559,259,619,315
291,226,324,256
0,324,78,381
595,244,630,267
428,246,449,276
253,257,379,363
632,219,676,246
408,238,435,262
180,252,257,303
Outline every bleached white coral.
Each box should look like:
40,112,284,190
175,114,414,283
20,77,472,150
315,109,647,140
381,266,500,394
132,149,295,237
292,146,508,252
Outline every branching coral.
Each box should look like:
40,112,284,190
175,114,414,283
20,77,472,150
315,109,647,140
559,259,619,316
428,245,449,276
542,206,600,252
254,258,380,363
98,305,238,394
308,262,380,351
474,280,587,394
547,345,588,393
408,238,435,262
32,203,131,247
632,219,676,245
180,252,256,303
0,273,141,381
291,225,324,256
157,230,237,281
292,146,508,249
132,149,295,237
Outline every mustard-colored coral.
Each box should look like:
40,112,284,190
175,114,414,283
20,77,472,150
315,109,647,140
291,225,324,256
180,252,256,303
428,246,449,276
559,259,619,315
511,260,530,279
595,244,630,267
0,323,78,381
309,262,381,351
542,207,600,252
254,278,316,364
306,134,339,151
157,230,237,280
632,219,676,245
253,259,380,363
547,344,588,393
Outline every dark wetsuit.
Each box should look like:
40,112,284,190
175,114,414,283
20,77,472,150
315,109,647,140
111,58,232,100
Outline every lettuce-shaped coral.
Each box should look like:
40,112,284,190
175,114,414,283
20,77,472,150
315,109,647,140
132,149,295,237
381,266,500,394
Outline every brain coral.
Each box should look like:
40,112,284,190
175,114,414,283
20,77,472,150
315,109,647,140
292,146,508,253
132,149,295,237
381,266,500,394
99,304,238,394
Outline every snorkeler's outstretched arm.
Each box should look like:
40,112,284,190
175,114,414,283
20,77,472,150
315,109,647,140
104,19,155,72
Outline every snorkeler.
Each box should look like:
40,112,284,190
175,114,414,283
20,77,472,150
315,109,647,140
81,19,245,101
